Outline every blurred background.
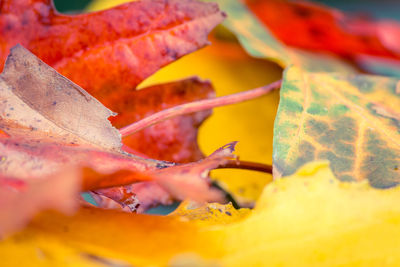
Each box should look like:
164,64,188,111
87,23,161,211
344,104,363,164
54,0,400,20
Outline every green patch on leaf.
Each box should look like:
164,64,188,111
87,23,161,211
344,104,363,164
280,97,303,113
330,104,349,116
307,102,328,115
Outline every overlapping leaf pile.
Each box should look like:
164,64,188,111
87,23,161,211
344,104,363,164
2,0,400,266
0,0,234,232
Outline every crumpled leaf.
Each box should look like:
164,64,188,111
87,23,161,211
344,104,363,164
211,0,357,73
96,142,237,210
0,0,225,94
4,161,400,266
273,65,400,187
0,44,121,151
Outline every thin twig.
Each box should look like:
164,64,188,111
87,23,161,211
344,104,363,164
217,160,272,174
120,80,282,137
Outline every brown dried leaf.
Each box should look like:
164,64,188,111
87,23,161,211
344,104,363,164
0,45,121,150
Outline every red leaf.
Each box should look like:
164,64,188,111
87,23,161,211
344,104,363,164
245,0,400,60
0,0,225,95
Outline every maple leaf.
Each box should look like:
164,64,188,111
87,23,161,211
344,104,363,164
273,66,400,187
0,0,226,95
4,161,400,266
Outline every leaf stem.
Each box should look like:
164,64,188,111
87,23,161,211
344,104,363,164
217,160,272,174
119,80,282,137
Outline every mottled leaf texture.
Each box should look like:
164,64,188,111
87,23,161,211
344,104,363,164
213,0,356,73
273,66,400,187
0,0,225,94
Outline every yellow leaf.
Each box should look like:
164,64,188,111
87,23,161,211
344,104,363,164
4,161,400,266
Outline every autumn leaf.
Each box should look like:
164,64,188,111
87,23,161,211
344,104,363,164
245,0,400,60
3,161,400,265
273,65,400,187
0,45,121,150
0,0,225,95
